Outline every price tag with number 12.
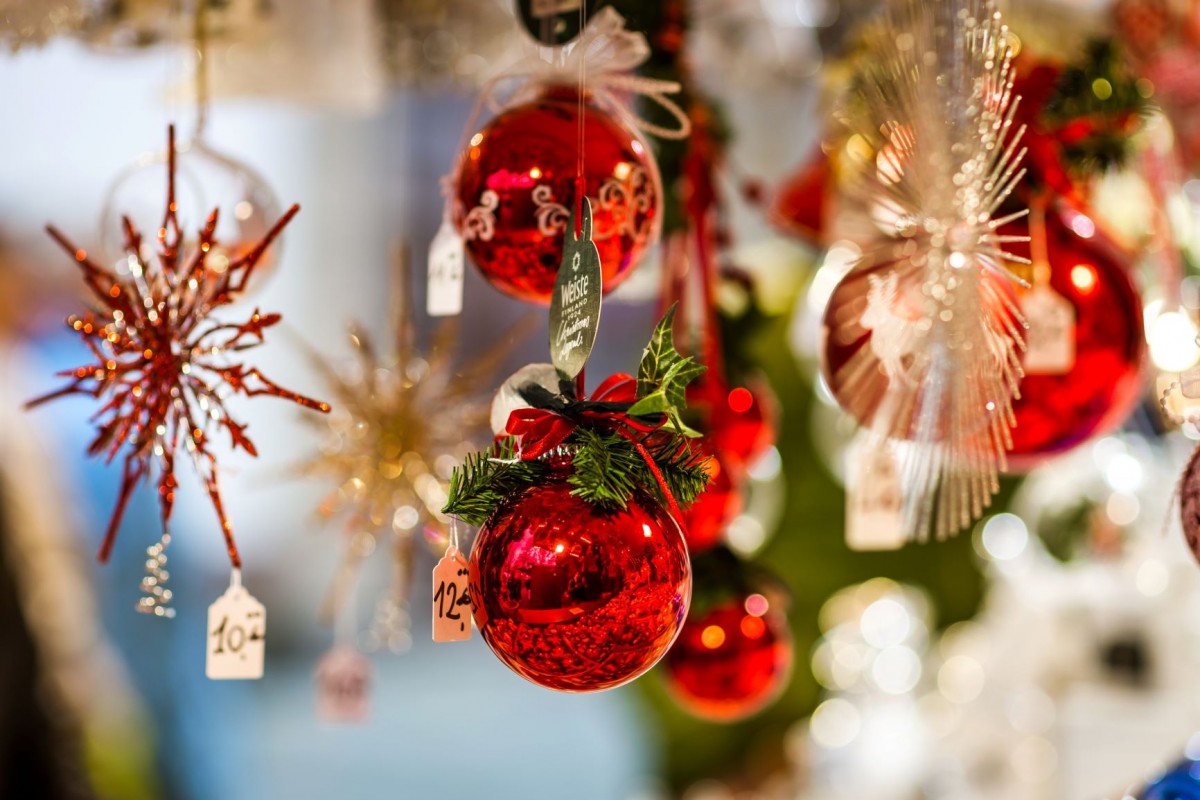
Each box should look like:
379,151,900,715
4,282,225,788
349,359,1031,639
433,536,472,642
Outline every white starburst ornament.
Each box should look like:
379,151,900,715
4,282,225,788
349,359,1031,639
821,0,1030,541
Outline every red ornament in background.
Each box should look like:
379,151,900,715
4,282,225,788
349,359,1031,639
469,474,691,692
769,146,833,249
706,381,777,476
680,378,774,552
681,445,742,553
664,587,792,722
1004,201,1144,469
453,85,660,304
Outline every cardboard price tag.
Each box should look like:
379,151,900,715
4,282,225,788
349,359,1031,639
426,218,465,317
206,572,266,680
1022,285,1075,375
845,439,906,552
432,548,472,642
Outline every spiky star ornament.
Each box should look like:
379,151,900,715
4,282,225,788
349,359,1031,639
821,0,1030,540
300,251,526,651
28,125,330,617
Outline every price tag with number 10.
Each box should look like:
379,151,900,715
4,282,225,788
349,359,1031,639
206,569,266,680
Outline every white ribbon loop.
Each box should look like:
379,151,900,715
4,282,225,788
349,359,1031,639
474,7,691,141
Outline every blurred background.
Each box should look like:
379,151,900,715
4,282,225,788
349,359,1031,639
4,0,1200,798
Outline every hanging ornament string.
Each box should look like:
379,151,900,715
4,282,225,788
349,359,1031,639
573,0,588,396
192,0,210,142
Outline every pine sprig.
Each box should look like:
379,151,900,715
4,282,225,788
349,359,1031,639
442,307,714,525
442,437,548,527
644,434,712,509
1043,38,1149,175
567,428,641,508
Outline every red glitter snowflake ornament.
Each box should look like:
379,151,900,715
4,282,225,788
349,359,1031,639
28,125,330,617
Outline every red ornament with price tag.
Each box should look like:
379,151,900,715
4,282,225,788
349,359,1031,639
469,474,691,692
452,85,660,304
1003,201,1144,468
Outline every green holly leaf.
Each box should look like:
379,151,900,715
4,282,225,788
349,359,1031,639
633,304,705,435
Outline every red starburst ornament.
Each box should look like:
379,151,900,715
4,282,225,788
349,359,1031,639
28,125,330,616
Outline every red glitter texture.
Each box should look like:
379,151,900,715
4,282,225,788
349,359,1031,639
1003,203,1144,468
664,596,793,722
27,125,330,568
453,85,659,304
469,475,690,692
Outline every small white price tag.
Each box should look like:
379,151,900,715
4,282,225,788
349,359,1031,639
426,218,464,317
315,647,372,723
1022,285,1076,375
432,546,472,642
845,437,906,551
206,570,266,680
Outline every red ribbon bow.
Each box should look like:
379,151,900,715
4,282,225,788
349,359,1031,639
504,373,663,460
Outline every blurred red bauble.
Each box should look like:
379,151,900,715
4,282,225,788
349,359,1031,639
468,475,691,692
1004,202,1144,469
769,146,833,248
705,381,777,475
664,591,792,722
680,445,742,553
452,84,660,304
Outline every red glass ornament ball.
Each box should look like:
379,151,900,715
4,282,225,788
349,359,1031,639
706,382,777,475
469,475,691,692
453,85,661,304
1004,203,1144,469
681,444,743,553
664,593,793,722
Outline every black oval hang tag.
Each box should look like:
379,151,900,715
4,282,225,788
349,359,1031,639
549,199,602,382
515,0,593,46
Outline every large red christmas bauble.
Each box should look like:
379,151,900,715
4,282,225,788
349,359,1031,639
469,475,691,692
664,591,793,722
680,445,742,553
452,84,660,304
1003,202,1144,468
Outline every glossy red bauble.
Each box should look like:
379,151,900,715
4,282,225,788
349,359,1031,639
680,446,742,553
452,85,661,304
770,146,833,248
664,593,792,722
705,382,777,476
468,475,691,692
1003,203,1144,468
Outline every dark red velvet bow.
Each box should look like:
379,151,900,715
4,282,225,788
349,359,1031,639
504,373,665,460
